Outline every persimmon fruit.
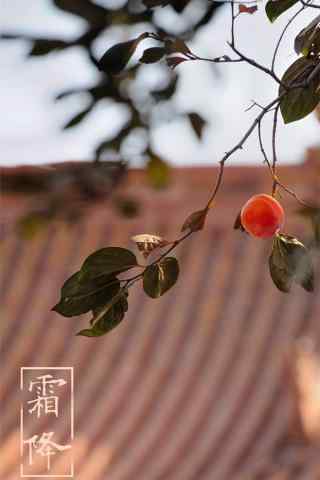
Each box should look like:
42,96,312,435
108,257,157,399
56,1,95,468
240,194,285,238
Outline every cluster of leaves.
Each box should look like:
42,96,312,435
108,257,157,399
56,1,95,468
264,1,320,123
53,243,179,337
1,161,127,238
1,0,219,164
55,191,320,337
54,204,210,336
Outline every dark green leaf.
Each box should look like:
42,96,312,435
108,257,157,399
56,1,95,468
98,33,148,75
188,112,207,140
63,105,93,129
140,47,165,64
295,15,320,56
53,272,120,317
77,291,128,336
265,0,298,22
81,247,138,280
143,257,179,298
269,234,314,293
181,209,208,233
279,57,320,124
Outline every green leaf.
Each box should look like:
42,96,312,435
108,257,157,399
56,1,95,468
98,33,148,75
77,291,128,337
181,209,208,233
53,272,120,317
269,234,314,293
265,0,298,22
295,15,320,56
81,247,138,280
140,47,165,64
146,152,170,189
279,57,320,124
143,257,179,298
188,112,207,140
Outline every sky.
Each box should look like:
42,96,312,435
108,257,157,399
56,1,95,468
0,0,319,167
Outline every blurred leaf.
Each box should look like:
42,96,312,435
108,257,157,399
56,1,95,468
53,272,120,317
165,38,192,55
295,15,320,56
98,33,148,75
166,56,188,69
143,257,179,298
81,247,138,280
77,291,128,337
279,57,320,124
17,212,50,239
269,234,314,293
239,4,258,14
188,112,207,140
29,39,69,56
181,209,208,233
146,152,170,189
63,104,94,129
113,196,140,218
265,0,298,22
53,0,108,26
131,234,169,258
140,47,165,64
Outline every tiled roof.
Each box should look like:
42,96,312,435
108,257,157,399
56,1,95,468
1,160,319,479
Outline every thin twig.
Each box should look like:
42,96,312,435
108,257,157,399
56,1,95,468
229,43,283,85
271,104,280,196
271,5,305,73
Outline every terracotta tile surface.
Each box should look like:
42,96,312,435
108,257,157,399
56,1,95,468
0,160,319,479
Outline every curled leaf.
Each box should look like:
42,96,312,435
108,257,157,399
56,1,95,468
269,234,314,293
295,15,320,56
131,234,169,258
77,291,128,337
143,257,179,298
181,209,208,233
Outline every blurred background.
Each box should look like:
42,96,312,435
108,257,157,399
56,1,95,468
0,0,319,166
0,1,320,479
